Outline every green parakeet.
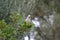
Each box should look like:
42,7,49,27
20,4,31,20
22,15,33,30
20,15,34,32
23,15,32,28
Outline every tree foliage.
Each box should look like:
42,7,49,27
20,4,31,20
0,0,60,40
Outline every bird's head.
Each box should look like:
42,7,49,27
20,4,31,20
25,15,31,21
27,15,31,19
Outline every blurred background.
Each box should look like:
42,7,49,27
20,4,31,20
0,0,60,40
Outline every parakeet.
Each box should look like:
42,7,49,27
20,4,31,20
21,15,33,30
25,15,32,25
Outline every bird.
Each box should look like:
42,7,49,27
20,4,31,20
25,15,32,25
22,15,33,29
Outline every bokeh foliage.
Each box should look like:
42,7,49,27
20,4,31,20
0,0,60,40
